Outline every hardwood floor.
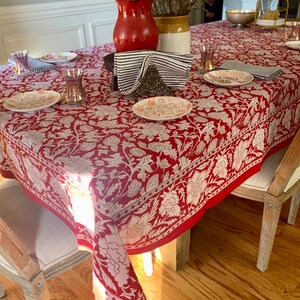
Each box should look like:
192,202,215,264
1,195,299,299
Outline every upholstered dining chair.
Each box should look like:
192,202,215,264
231,129,300,272
0,176,90,299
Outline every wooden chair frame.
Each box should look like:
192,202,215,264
232,129,300,271
0,176,90,299
142,131,300,275
0,216,50,299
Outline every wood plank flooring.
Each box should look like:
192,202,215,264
1,195,299,299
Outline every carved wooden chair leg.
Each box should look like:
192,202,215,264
287,189,300,225
257,196,282,272
20,271,50,300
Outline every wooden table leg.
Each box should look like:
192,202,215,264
154,229,190,271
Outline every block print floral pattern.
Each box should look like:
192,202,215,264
0,21,299,300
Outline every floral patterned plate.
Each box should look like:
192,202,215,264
285,41,300,50
3,90,61,112
203,69,254,87
40,52,77,63
132,96,193,121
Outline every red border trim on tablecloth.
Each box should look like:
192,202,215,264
0,169,16,179
126,135,294,255
0,135,295,256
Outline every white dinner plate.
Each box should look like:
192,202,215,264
285,40,300,50
3,90,61,112
256,18,285,27
132,96,193,121
203,69,254,87
40,52,77,63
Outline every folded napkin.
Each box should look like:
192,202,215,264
8,56,56,73
114,50,193,95
219,60,282,80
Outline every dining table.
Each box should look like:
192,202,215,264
0,20,299,300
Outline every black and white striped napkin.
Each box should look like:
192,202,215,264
8,56,56,73
114,51,193,95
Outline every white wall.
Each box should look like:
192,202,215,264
222,0,257,19
190,8,205,25
0,0,73,6
0,0,117,64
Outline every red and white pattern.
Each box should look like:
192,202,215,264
0,21,299,299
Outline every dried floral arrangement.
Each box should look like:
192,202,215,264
152,0,214,18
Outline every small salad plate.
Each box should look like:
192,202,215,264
132,96,193,121
3,90,61,112
203,69,254,87
40,52,77,63
285,40,300,50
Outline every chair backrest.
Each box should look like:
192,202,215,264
0,176,90,299
268,129,300,197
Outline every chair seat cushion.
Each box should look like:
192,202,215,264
0,179,81,272
242,147,287,191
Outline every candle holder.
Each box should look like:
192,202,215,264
255,0,289,30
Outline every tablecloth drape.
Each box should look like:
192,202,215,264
0,21,299,299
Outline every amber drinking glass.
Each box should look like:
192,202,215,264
61,69,86,104
11,50,32,77
199,43,217,75
285,21,300,41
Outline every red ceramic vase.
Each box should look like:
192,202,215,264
113,0,159,52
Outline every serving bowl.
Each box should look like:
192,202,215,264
226,10,257,27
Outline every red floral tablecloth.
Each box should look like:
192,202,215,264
0,21,299,299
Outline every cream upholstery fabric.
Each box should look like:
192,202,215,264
241,148,287,191
242,146,300,193
0,178,83,273
0,255,17,276
285,166,300,192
